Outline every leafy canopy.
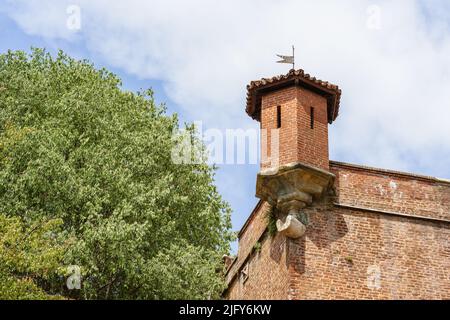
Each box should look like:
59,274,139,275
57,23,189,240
0,214,67,300
0,48,233,299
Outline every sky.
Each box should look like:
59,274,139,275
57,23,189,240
1,0,449,252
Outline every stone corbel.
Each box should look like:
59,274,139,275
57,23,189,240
256,162,335,239
276,211,306,238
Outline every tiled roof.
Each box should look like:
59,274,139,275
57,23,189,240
246,69,342,124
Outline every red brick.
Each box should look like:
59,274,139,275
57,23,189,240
224,73,450,300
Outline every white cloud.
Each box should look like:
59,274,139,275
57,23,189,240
1,0,450,178
0,1,78,39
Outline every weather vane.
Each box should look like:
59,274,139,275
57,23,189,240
276,45,295,70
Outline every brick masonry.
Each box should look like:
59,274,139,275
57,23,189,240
224,77,450,300
225,163,450,300
260,86,329,170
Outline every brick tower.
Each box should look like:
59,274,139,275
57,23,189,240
224,69,450,300
247,70,341,241
246,69,341,170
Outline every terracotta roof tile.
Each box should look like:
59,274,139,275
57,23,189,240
246,69,342,124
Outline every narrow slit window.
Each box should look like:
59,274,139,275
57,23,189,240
276,106,281,129
310,107,314,129
241,263,249,284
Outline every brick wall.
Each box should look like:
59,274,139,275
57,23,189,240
225,231,290,300
260,86,329,170
225,162,450,300
331,161,450,221
289,202,450,299
224,201,290,300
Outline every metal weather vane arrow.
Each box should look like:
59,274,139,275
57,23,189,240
276,45,295,70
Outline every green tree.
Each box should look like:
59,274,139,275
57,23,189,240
0,214,67,300
0,48,233,299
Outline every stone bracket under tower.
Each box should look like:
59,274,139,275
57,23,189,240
256,162,335,238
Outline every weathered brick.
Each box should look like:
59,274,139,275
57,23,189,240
224,72,450,300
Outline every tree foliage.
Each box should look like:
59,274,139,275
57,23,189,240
0,214,67,300
0,48,233,299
